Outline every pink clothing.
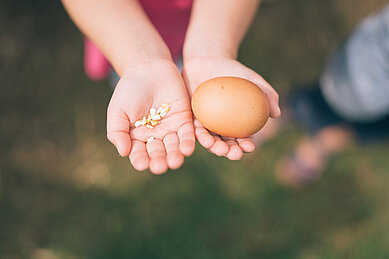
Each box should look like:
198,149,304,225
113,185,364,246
84,0,193,80
140,0,193,60
84,39,111,81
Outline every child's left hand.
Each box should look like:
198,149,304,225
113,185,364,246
183,56,281,160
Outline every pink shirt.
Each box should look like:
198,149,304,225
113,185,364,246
139,0,193,59
84,0,193,80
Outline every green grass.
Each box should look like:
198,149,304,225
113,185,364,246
1,0,389,258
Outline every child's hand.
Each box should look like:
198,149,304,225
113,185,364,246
107,59,195,174
183,56,281,160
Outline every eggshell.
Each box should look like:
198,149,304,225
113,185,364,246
191,77,269,138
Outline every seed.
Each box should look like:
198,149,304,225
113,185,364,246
134,104,169,129
157,107,164,114
151,114,161,120
146,136,155,143
160,108,169,117
150,120,159,126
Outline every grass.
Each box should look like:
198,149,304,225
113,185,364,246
0,0,389,258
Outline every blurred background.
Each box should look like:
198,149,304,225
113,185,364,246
1,0,389,258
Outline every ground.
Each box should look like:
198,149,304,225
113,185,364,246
0,0,389,258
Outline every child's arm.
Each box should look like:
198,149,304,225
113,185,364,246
182,0,281,160
62,0,195,174
62,0,170,75
184,0,260,61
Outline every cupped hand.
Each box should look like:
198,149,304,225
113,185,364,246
182,56,281,160
107,59,195,174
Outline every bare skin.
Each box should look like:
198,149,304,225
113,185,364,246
184,0,281,159
62,0,281,173
183,57,280,160
107,59,195,174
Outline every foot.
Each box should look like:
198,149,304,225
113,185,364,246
275,126,354,188
275,138,325,188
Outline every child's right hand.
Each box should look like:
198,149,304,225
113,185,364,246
106,59,195,174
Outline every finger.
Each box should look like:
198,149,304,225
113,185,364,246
163,133,184,170
146,138,168,175
237,138,256,153
129,140,149,171
249,73,281,118
194,120,215,149
209,135,229,156
177,122,195,156
221,137,244,160
106,106,132,157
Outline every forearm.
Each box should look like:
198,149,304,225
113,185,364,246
62,0,171,76
183,0,260,61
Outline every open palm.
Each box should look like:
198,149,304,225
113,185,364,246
183,56,281,160
107,59,195,174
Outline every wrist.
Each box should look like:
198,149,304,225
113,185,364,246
120,57,176,78
183,36,238,62
115,47,172,76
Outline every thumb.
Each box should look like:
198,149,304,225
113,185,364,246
106,105,132,157
249,74,281,118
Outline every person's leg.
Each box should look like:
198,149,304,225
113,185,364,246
275,4,389,188
276,125,354,188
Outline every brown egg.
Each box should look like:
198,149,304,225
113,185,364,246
191,77,269,138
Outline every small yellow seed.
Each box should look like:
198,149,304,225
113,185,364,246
160,108,169,117
150,108,157,115
157,107,164,114
150,120,159,126
151,114,161,121
146,136,155,143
